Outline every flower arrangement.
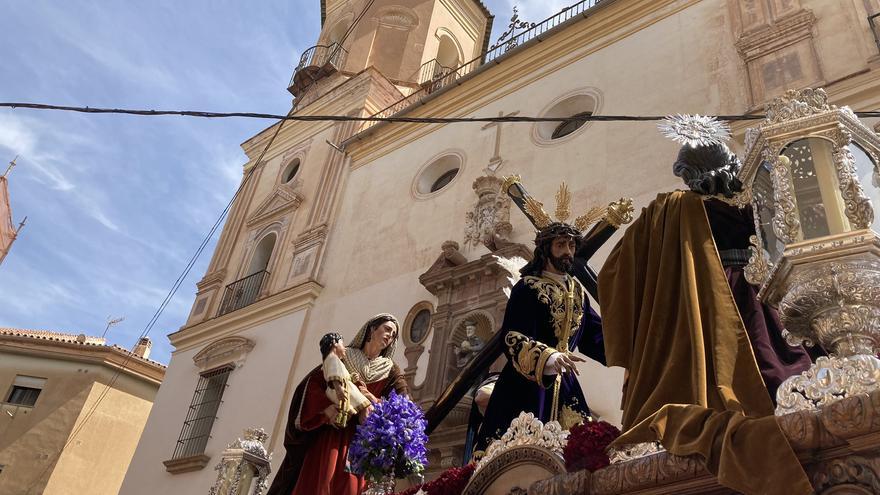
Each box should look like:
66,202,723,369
394,463,476,495
349,391,429,486
562,419,621,473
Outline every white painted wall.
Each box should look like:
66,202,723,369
120,309,305,495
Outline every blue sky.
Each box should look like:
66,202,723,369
0,0,565,364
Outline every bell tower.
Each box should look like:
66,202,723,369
289,0,492,98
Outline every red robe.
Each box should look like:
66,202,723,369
267,364,408,495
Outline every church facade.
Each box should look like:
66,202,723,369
121,0,880,492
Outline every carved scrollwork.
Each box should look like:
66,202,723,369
607,441,665,464
775,355,880,415
744,235,772,286
833,145,875,230
769,153,802,243
474,413,568,474
812,455,880,495
778,259,880,354
209,427,272,495
765,88,831,124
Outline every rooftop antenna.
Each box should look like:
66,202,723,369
3,156,18,178
101,315,126,339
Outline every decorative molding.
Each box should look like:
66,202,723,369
193,336,256,371
163,454,211,474
170,281,322,352
465,444,566,495
246,180,305,228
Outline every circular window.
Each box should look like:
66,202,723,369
551,112,592,140
533,90,601,145
413,151,464,197
409,309,432,344
281,158,301,183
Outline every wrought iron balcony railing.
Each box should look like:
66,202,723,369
288,43,348,96
217,270,269,317
367,0,604,126
417,59,455,86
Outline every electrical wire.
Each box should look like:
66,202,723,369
6,101,880,124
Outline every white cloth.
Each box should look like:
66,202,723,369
323,354,370,413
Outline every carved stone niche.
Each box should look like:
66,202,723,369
416,240,532,477
730,1,824,106
416,241,532,405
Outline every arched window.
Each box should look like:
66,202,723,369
247,233,277,276
436,35,461,72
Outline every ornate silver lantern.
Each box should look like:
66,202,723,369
739,88,880,414
209,427,272,495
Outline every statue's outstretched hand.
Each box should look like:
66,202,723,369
546,352,584,376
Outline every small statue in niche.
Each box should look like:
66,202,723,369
454,320,485,367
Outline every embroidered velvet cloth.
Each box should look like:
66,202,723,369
599,191,811,495
473,273,605,453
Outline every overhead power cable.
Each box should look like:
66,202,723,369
5,102,880,124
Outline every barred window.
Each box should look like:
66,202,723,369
6,376,46,407
172,365,233,459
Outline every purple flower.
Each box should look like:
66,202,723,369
349,391,429,481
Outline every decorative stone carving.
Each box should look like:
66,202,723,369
246,179,305,227
208,427,272,495
464,175,512,250
193,336,256,371
453,320,486,367
733,8,823,105
429,240,468,270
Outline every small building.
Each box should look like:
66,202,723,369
0,329,165,495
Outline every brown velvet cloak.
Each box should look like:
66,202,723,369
598,191,811,495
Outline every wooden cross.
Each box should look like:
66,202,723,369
481,111,519,173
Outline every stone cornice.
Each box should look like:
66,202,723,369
342,0,697,165
0,336,165,384
734,9,816,61
240,67,402,162
168,281,323,352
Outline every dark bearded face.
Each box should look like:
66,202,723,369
548,236,576,273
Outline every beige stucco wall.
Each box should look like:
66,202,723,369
120,309,306,495
128,0,880,491
0,351,157,495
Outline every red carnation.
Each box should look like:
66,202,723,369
562,420,621,473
